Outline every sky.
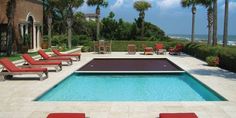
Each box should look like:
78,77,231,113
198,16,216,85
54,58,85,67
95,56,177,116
77,0,236,35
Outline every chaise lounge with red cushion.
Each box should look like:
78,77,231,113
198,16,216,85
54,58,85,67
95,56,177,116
22,54,62,72
155,43,166,54
0,58,48,81
169,44,184,55
38,50,72,65
52,49,81,61
159,113,198,118
47,113,85,118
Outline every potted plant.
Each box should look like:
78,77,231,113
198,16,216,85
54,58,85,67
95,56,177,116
21,34,30,53
41,39,49,49
206,56,219,66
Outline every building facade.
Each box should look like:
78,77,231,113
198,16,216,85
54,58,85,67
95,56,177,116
0,0,43,53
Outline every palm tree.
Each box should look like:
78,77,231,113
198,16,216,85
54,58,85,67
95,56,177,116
198,0,213,45
223,0,228,47
133,0,151,39
44,0,56,48
52,0,84,49
181,0,198,43
212,0,217,46
6,0,16,56
87,0,108,40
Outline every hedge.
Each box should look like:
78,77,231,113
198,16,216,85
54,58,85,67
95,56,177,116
88,40,187,52
183,43,236,73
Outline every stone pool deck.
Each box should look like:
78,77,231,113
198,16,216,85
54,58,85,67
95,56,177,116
0,52,236,118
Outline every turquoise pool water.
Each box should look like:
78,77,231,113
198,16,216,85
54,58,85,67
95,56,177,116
37,73,226,101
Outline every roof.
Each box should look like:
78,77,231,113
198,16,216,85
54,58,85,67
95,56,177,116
85,13,98,18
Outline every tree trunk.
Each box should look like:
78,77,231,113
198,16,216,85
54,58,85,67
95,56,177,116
48,16,52,48
6,0,16,56
223,0,228,47
212,0,218,46
207,7,213,45
68,26,72,49
191,4,196,43
141,17,144,39
96,6,100,40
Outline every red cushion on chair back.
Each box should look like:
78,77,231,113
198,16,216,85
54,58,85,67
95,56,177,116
160,113,198,118
47,113,85,118
38,50,50,59
0,58,20,72
52,49,62,56
22,54,37,64
175,44,184,52
155,43,164,50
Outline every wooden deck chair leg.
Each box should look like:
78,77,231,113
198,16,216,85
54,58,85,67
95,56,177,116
55,65,62,72
76,56,80,61
68,60,73,65
0,75,5,81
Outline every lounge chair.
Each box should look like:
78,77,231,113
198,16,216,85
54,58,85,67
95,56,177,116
38,50,72,65
159,113,198,118
169,44,184,55
52,49,81,61
0,58,48,81
47,113,85,118
155,43,166,54
22,54,62,72
143,44,153,55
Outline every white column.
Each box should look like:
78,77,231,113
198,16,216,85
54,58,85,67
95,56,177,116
37,26,40,49
33,25,37,50
25,24,28,34
20,24,24,37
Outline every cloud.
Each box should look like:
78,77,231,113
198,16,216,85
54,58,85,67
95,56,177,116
110,0,154,10
220,1,236,13
156,0,181,10
110,0,124,10
229,2,236,12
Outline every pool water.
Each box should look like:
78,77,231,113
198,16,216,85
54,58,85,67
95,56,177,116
37,73,226,101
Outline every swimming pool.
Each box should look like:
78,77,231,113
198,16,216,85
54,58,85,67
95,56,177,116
36,73,226,101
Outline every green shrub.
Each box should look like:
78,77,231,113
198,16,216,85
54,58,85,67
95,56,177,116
81,46,90,52
72,35,92,46
206,56,219,66
51,35,67,47
218,48,236,72
183,42,236,72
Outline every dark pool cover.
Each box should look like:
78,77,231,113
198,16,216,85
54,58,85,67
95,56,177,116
77,58,184,72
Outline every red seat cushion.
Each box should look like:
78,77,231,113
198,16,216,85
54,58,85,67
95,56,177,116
34,61,61,65
144,47,153,52
160,113,198,118
47,113,85,118
52,49,81,57
0,58,47,72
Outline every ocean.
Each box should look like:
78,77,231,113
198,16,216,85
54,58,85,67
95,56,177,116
169,34,236,46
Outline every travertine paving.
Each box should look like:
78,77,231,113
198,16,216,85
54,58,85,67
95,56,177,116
0,52,236,118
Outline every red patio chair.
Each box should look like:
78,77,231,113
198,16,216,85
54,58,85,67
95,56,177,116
155,43,166,54
143,44,153,55
159,113,198,118
22,54,62,72
47,113,85,118
0,58,48,81
169,44,184,55
52,49,81,61
38,50,72,65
